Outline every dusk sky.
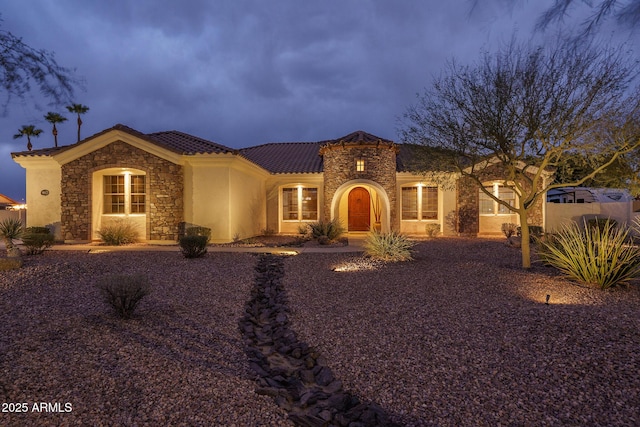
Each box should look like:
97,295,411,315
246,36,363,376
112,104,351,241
1,0,637,201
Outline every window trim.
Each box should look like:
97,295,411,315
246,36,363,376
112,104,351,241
103,173,147,216
281,186,319,222
479,183,516,216
401,184,439,221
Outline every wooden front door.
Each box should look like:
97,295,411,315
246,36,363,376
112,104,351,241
348,187,370,231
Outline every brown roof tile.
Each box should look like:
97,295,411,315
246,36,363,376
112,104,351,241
11,124,235,158
240,142,323,173
0,193,19,206
146,130,235,154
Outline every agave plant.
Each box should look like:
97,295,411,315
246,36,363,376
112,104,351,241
0,218,23,257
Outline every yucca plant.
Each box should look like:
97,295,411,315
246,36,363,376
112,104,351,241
364,231,415,262
537,219,640,289
0,218,23,257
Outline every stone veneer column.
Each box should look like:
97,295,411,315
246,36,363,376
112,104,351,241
61,140,183,241
321,145,398,231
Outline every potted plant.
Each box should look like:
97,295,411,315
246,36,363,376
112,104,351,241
0,218,23,258
371,194,382,231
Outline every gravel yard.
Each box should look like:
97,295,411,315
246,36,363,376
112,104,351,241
0,251,291,427
285,238,640,426
1,238,639,426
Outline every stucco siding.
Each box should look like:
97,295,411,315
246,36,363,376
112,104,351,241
22,159,62,239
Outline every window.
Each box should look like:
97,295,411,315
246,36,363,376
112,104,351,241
422,187,438,220
402,187,418,220
480,183,516,215
356,158,365,172
282,187,318,221
104,176,125,214
301,188,318,220
103,174,146,214
402,185,438,220
282,188,298,220
130,175,146,213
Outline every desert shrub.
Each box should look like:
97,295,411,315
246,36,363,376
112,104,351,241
261,227,276,236
96,274,151,319
298,224,310,236
310,218,345,241
98,219,139,245
22,227,54,255
537,219,640,289
425,223,440,238
364,231,416,262
179,235,208,258
501,223,518,239
586,218,617,232
186,226,211,242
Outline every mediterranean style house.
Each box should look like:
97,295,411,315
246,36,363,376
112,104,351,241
11,124,547,243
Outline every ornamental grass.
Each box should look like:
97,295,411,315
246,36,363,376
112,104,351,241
537,219,640,289
364,231,415,262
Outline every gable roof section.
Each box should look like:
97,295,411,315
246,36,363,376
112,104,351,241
11,124,236,159
240,142,323,173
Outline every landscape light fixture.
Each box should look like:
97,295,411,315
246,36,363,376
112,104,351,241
545,294,550,305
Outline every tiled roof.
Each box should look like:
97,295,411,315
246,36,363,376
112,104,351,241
240,142,323,173
146,130,235,155
12,124,420,174
329,130,394,145
11,124,235,158
0,193,19,205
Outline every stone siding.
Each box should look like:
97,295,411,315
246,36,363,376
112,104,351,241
61,140,183,241
322,145,398,230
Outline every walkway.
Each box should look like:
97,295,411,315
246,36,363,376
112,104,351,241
1,236,366,254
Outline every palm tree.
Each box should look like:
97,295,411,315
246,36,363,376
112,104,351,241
13,125,43,151
44,112,68,147
66,103,89,142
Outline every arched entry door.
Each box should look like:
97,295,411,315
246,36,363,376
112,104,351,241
348,187,370,231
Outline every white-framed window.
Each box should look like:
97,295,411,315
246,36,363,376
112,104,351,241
103,174,146,214
282,187,318,221
401,185,438,220
479,183,516,215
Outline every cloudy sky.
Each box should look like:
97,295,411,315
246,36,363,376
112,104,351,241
0,0,636,201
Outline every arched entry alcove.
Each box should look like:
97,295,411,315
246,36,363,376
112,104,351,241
330,179,391,232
